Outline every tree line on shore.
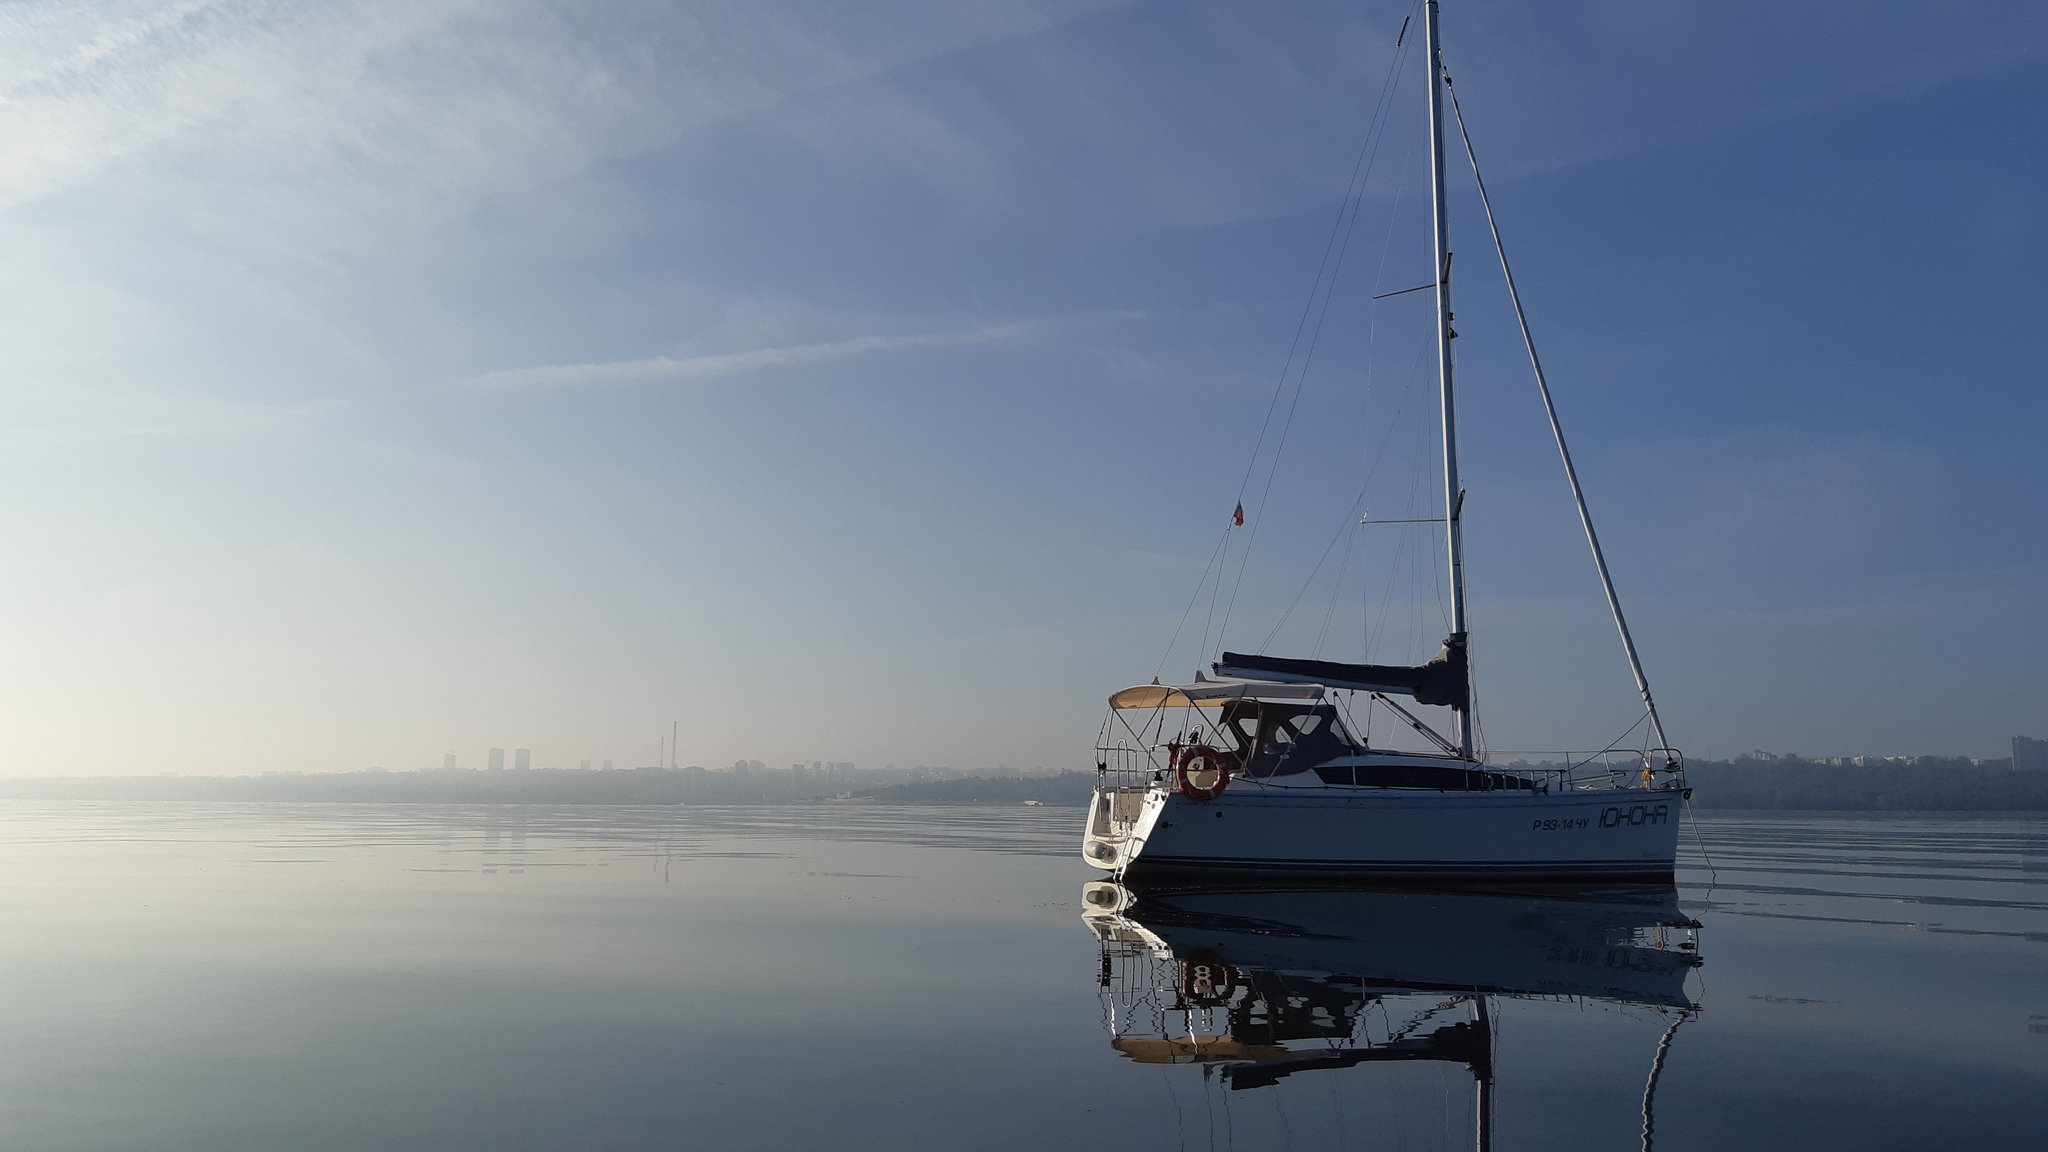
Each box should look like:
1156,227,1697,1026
1682,757,2048,810
0,758,2040,810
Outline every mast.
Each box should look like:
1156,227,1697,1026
1424,0,1473,759
1473,997,1494,1152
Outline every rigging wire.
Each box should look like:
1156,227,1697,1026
1196,521,1234,679
1160,1067,1191,1152
1565,711,1652,776
1211,3,1423,660
1156,3,1421,681
1258,490,1369,652
1258,329,1434,653
1156,527,1234,680
1443,66,1678,767
1310,522,1360,657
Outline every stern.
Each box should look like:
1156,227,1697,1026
1083,783,1164,872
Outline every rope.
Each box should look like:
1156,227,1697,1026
1638,1009,1695,1152
1684,792,1720,887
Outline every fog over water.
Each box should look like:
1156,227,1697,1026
0,802,2040,1150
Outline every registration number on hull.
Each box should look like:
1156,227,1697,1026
1533,803,1671,832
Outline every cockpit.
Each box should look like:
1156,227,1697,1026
1216,700,1360,778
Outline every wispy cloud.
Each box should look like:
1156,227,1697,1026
457,323,1030,392
0,1,1129,255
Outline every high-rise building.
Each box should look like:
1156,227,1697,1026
515,748,532,772
2016,736,2048,771
732,759,751,778
442,753,457,771
488,748,505,772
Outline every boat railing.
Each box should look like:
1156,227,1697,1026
1095,741,1166,792
1488,749,1688,793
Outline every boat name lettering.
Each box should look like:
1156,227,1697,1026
1598,803,1671,828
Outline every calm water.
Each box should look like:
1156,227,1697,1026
0,802,2040,1150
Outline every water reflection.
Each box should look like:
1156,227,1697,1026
0,805,2036,1151
1083,883,1703,1149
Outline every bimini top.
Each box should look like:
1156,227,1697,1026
1107,677,1325,710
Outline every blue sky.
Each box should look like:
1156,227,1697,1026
0,0,2041,775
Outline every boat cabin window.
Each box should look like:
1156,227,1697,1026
1218,700,1358,777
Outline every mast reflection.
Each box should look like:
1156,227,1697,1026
1084,883,1703,1150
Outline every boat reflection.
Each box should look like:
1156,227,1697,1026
1082,882,1703,1149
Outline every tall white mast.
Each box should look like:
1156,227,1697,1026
1424,0,1473,759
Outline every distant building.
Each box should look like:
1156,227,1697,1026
732,759,751,778
515,748,531,772
442,753,457,771
2016,736,2048,771
792,763,808,783
488,748,505,772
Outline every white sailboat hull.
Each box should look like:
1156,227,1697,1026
1086,785,1682,881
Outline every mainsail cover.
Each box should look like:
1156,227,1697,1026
1215,633,1469,710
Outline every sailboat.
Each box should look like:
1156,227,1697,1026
1083,0,1689,881
1082,882,1703,1150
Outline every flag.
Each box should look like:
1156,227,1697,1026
1232,502,1244,527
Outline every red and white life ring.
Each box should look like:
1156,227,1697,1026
1180,950,1240,1006
1173,744,1234,801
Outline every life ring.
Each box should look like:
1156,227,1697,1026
1173,744,1234,801
1180,950,1239,1007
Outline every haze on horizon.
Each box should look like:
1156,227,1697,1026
0,0,2041,778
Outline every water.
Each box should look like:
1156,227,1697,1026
0,802,2039,1150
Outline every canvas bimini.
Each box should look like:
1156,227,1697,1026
1082,1,1689,882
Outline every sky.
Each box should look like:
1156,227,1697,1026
0,0,2042,776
